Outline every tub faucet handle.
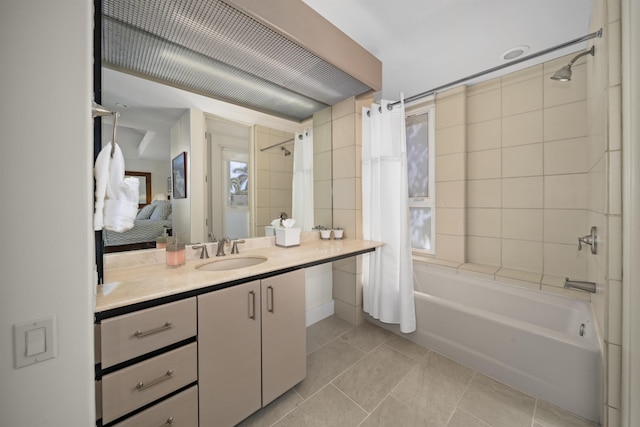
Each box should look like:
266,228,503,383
577,226,597,254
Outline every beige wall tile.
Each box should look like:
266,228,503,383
314,151,332,181
543,209,588,245
436,180,466,208
333,209,356,239
467,179,501,208
333,114,355,150
435,94,466,129
333,270,356,305
502,110,543,147
501,239,543,273
436,125,466,155
467,119,501,152
314,106,332,125
544,137,589,175
467,236,501,266
270,170,292,190
333,178,356,210
544,174,588,209
314,180,332,210
609,20,621,86
435,234,465,262
332,145,356,179
333,257,357,274
467,78,501,96
543,242,588,279
543,64,587,108
609,85,622,151
588,154,608,214
436,152,466,181
256,188,270,207
333,299,357,325
467,89,501,124
256,168,270,189
436,208,465,236
609,215,622,281
502,143,543,178
502,76,542,116
314,121,332,154
467,149,501,180
501,64,542,86
502,209,543,241
467,208,501,238
332,97,355,119
609,150,622,215
502,176,543,208
543,101,587,142
609,279,622,346
608,343,622,408
315,208,332,229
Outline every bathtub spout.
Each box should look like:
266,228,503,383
564,278,597,293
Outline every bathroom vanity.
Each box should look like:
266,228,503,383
94,238,381,427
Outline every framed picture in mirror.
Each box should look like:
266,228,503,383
125,171,152,207
172,152,187,199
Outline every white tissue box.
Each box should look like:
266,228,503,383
275,227,301,247
264,226,276,236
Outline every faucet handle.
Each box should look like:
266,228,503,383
231,239,245,254
193,244,209,259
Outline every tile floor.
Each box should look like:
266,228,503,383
238,316,597,427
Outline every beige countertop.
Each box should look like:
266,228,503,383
96,239,382,315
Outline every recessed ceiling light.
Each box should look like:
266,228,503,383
501,45,530,61
115,102,129,108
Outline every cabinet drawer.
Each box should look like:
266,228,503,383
101,298,196,368
113,385,198,427
102,343,197,424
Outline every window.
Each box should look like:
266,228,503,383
406,106,435,254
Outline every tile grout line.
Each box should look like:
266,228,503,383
447,370,479,425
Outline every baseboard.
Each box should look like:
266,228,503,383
306,300,334,327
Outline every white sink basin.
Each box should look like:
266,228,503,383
196,256,268,271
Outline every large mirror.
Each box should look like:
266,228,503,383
100,67,332,252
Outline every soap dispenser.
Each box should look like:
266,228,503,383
166,236,185,268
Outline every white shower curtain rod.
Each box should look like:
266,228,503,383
387,28,603,109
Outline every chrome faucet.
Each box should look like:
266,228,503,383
216,237,230,257
193,244,209,259
231,239,245,254
564,277,597,293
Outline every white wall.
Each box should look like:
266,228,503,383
0,1,95,425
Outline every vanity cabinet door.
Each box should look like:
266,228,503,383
261,269,306,406
198,281,261,427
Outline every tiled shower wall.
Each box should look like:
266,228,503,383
254,126,294,237
589,0,623,424
433,54,597,298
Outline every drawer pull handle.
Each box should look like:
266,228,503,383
164,417,175,426
267,286,274,313
134,321,173,338
248,290,256,319
136,369,174,391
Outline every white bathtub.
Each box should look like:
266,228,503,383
398,265,601,422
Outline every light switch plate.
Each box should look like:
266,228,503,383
13,316,56,368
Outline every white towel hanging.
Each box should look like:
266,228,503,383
94,142,139,232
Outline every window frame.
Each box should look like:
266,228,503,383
405,100,436,256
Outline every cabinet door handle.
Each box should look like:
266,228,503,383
136,369,174,391
248,290,256,319
267,285,274,313
134,321,173,338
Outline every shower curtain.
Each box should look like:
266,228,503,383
292,128,314,231
362,99,416,333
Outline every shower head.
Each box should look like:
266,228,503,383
281,147,291,156
550,46,595,81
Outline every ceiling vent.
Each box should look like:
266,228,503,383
101,0,375,121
